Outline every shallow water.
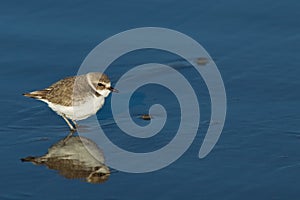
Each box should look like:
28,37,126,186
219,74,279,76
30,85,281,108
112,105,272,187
1,0,300,199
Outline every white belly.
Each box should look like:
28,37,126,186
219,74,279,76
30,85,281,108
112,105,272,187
46,96,105,121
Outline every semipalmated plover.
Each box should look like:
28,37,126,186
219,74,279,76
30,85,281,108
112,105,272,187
23,72,117,131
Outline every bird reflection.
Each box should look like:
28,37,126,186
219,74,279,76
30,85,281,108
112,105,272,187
21,134,110,184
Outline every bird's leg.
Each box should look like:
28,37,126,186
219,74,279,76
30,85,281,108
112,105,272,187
71,119,78,128
61,115,76,131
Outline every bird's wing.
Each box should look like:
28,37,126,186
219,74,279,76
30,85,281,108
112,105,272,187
44,76,76,106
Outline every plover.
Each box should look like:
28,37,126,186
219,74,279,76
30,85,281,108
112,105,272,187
23,72,117,131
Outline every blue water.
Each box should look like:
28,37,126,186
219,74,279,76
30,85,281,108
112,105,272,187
1,0,300,199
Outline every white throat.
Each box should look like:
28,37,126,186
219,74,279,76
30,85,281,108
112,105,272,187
97,89,111,98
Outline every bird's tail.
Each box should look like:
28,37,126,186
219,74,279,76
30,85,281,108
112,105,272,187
23,90,48,99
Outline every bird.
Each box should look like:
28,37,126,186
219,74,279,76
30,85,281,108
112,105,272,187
23,72,118,131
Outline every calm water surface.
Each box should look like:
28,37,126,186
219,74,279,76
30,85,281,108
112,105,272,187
0,0,300,199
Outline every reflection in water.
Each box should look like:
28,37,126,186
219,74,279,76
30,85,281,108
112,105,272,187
21,135,110,184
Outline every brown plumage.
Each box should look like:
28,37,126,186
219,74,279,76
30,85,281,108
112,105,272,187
23,76,76,106
23,73,111,107
23,72,115,130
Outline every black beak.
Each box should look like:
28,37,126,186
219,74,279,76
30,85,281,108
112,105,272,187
107,86,118,93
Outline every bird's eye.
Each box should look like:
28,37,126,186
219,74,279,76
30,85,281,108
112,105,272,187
98,83,105,87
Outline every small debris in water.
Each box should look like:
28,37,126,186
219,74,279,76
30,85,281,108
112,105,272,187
196,57,209,65
140,114,152,120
